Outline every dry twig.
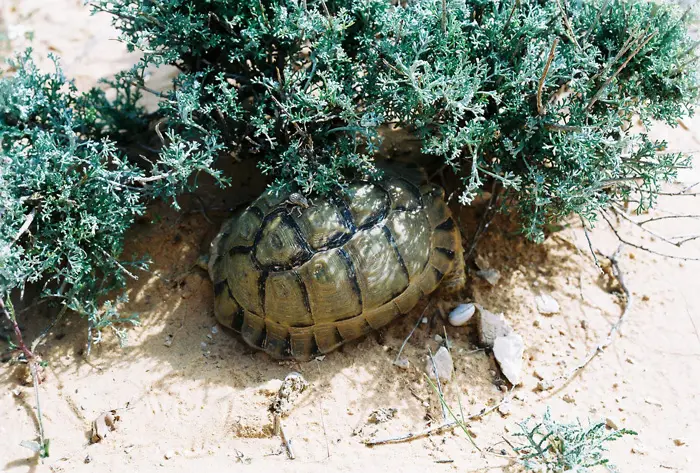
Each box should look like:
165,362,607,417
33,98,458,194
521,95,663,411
365,389,512,447
601,211,700,261
1,298,48,458
587,32,656,110
544,245,632,393
465,181,500,263
554,0,581,50
537,38,559,116
394,300,432,365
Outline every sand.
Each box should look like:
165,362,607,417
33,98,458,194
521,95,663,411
2,2,699,472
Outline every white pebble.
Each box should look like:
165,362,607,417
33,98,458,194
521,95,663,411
425,347,454,383
421,317,428,324
448,303,476,327
535,294,560,315
493,334,524,385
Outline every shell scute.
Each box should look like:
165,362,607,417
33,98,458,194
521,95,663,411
345,183,390,228
298,248,363,323
343,225,409,309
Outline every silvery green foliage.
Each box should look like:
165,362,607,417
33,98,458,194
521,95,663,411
92,0,699,241
514,408,637,472
0,51,225,337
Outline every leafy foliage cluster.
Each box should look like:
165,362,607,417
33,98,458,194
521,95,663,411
514,408,636,472
93,0,700,241
0,51,225,341
0,0,698,340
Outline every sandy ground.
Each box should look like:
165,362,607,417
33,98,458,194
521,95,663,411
2,2,700,472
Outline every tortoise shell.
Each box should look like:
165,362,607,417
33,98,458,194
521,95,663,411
208,177,463,360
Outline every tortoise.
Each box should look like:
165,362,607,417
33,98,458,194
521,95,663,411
207,176,465,360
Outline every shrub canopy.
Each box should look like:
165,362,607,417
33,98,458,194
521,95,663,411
1,0,698,337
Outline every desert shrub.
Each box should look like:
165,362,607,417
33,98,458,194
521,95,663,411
91,0,700,241
1,0,698,342
0,51,226,341
514,407,636,472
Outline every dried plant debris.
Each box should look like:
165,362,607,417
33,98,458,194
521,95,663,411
368,408,397,424
270,372,310,418
91,410,121,443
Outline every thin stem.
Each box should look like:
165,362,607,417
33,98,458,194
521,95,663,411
554,0,581,50
610,205,686,247
587,32,656,110
394,301,432,365
428,347,448,422
579,215,602,271
503,0,520,33
545,245,633,393
1,298,33,360
441,0,447,34
537,38,559,116
584,0,610,41
637,214,700,226
601,211,700,261
97,248,139,280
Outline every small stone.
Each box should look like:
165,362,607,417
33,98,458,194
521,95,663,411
163,335,173,347
434,334,443,343
393,358,409,370
425,347,454,383
606,417,620,430
532,319,541,328
164,450,175,460
477,268,501,286
421,317,428,324
211,325,219,334
206,334,213,340
535,294,560,315
493,334,524,385
673,438,686,447
562,394,575,404
477,307,513,348
448,303,476,327
200,342,208,350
